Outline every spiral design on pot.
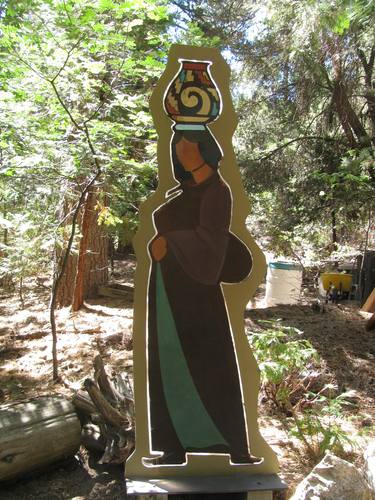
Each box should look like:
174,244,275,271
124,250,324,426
179,85,211,117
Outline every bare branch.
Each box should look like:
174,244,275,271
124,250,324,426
50,80,81,130
83,22,132,125
62,0,73,25
51,36,85,83
10,49,48,81
255,135,342,162
33,12,65,51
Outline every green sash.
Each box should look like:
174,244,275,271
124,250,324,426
156,263,227,448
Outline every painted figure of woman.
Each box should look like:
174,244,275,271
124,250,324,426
146,125,261,465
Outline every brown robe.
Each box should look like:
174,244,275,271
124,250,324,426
148,171,252,459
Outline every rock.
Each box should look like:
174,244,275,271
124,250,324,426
291,452,372,500
364,441,375,495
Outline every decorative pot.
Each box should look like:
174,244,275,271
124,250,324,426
164,60,221,127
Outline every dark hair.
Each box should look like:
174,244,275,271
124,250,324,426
171,129,222,183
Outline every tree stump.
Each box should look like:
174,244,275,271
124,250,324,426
72,354,135,464
0,396,81,481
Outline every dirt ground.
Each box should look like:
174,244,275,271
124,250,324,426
1,259,374,499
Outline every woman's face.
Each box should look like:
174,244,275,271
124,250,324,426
175,137,204,172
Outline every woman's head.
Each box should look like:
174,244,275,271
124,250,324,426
171,129,222,183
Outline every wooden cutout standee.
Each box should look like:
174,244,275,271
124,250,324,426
126,44,286,499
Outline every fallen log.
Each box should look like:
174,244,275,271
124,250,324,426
98,283,134,300
0,396,81,482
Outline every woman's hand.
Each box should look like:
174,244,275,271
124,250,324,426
151,236,167,261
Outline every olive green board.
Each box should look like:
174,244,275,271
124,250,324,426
125,44,279,478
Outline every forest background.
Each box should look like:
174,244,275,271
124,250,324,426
0,2,375,495
0,0,375,367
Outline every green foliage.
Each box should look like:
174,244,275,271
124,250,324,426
0,0,173,287
2,0,375,288
175,21,222,48
0,211,53,294
171,0,255,52
96,204,123,228
290,393,356,461
249,320,319,411
248,319,355,462
231,0,375,258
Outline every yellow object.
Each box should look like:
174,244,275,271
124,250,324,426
320,273,353,292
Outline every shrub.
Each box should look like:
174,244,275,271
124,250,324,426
248,320,319,412
248,320,355,462
289,393,356,461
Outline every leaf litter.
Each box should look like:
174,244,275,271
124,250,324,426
0,259,374,498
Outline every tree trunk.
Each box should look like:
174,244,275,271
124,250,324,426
71,188,95,311
71,188,108,311
0,396,81,481
55,186,82,308
56,187,108,310
83,193,109,300
331,209,338,251
357,47,375,138
329,37,372,147
332,79,371,146
55,248,78,307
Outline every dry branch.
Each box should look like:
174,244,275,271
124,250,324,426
72,354,134,464
83,379,128,429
